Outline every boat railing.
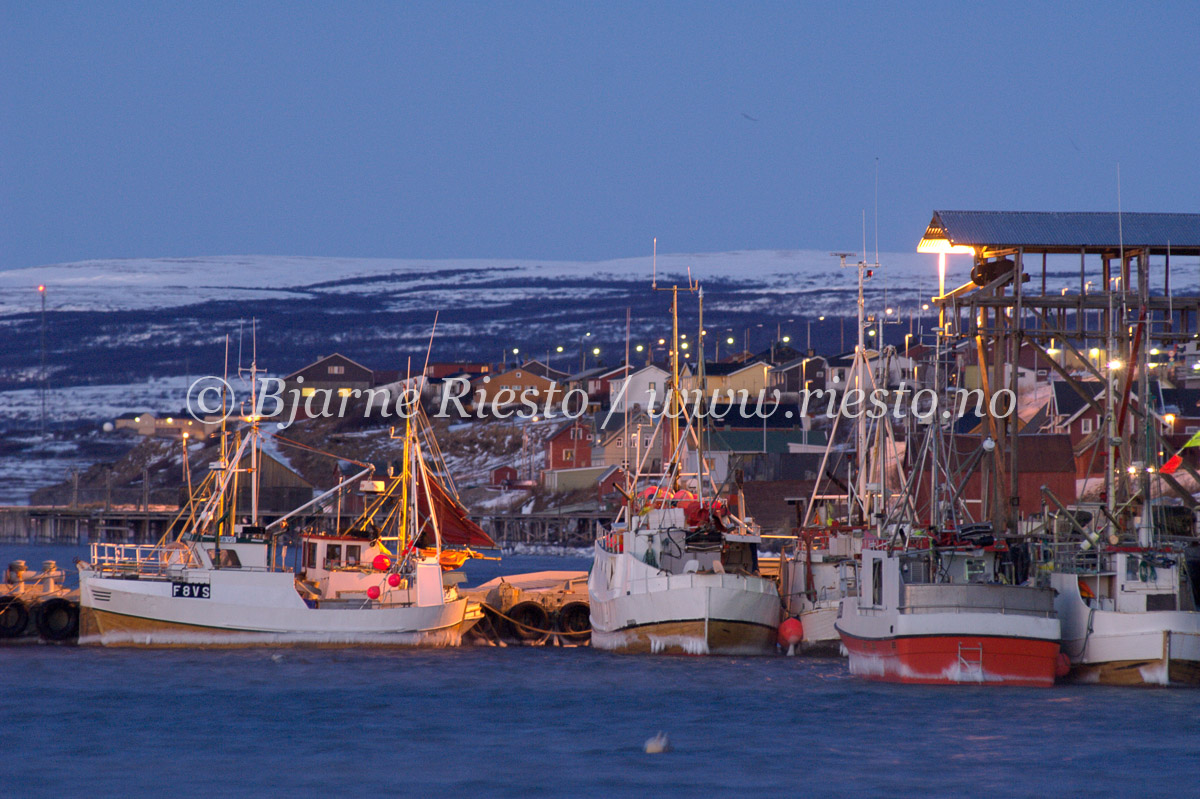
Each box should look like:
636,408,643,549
1045,542,1120,576
896,603,1056,618
89,542,198,578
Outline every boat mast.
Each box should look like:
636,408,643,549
250,320,259,527
670,283,680,488
697,285,707,504
856,249,868,527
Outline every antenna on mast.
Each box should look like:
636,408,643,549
874,158,880,267
652,237,657,289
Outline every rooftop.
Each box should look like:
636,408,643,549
920,210,1200,256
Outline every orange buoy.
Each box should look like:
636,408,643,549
777,616,804,649
1055,652,1071,678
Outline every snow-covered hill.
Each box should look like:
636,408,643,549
0,249,949,316
0,248,966,429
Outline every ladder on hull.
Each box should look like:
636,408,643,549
957,642,984,681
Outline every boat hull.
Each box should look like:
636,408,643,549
78,572,479,647
589,545,781,656
591,617,776,656
797,605,843,656
838,630,1060,686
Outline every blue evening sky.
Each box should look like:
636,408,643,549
2,1,1197,269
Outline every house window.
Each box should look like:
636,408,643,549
328,365,344,375
1081,418,1092,434
337,388,353,397
563,450,574,462
301,387,316,397
1187,426,1200,435
648,382,657,392
816,370,825,378
515,372,522,378
616,438,623,448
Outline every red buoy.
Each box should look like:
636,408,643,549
367,585,381,600
387,573,401,587
372,554,390,571
777,617,804,649
1055,651,1071,678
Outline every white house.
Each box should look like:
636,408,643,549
609,364,669,413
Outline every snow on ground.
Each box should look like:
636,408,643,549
0,249,954,317
0,375,202,425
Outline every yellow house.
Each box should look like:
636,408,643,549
469,361,565,412
681,360,772,399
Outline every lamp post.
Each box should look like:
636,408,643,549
578,331,592,371
807,316,824,353
916,231,975,529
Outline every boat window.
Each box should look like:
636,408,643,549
871,560,882,606
965,558,986,582
304,541,317,569
207,549,242,568
346,545,361,566
325,544,342,569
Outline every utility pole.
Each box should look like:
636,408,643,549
38,284,47,437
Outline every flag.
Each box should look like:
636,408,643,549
1160,430,1200,475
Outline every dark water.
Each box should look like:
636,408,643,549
2,546,1197,798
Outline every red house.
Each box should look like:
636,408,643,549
546,420,594,470
491,465,518,487
913,434,1077,521
598,466,628,499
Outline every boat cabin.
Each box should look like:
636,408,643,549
184,525,275,570
1069,551,1185,613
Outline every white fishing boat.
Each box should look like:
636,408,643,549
589,503,783,655
588,276,782,655
779,527,860,655
1047,526,1200,685
77,353,490,647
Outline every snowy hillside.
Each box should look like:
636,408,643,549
0,249,950,316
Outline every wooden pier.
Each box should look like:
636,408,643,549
0,505,182,546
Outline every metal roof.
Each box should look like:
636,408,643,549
922,211,1200,254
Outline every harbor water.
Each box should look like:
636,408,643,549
2,545,1197,797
